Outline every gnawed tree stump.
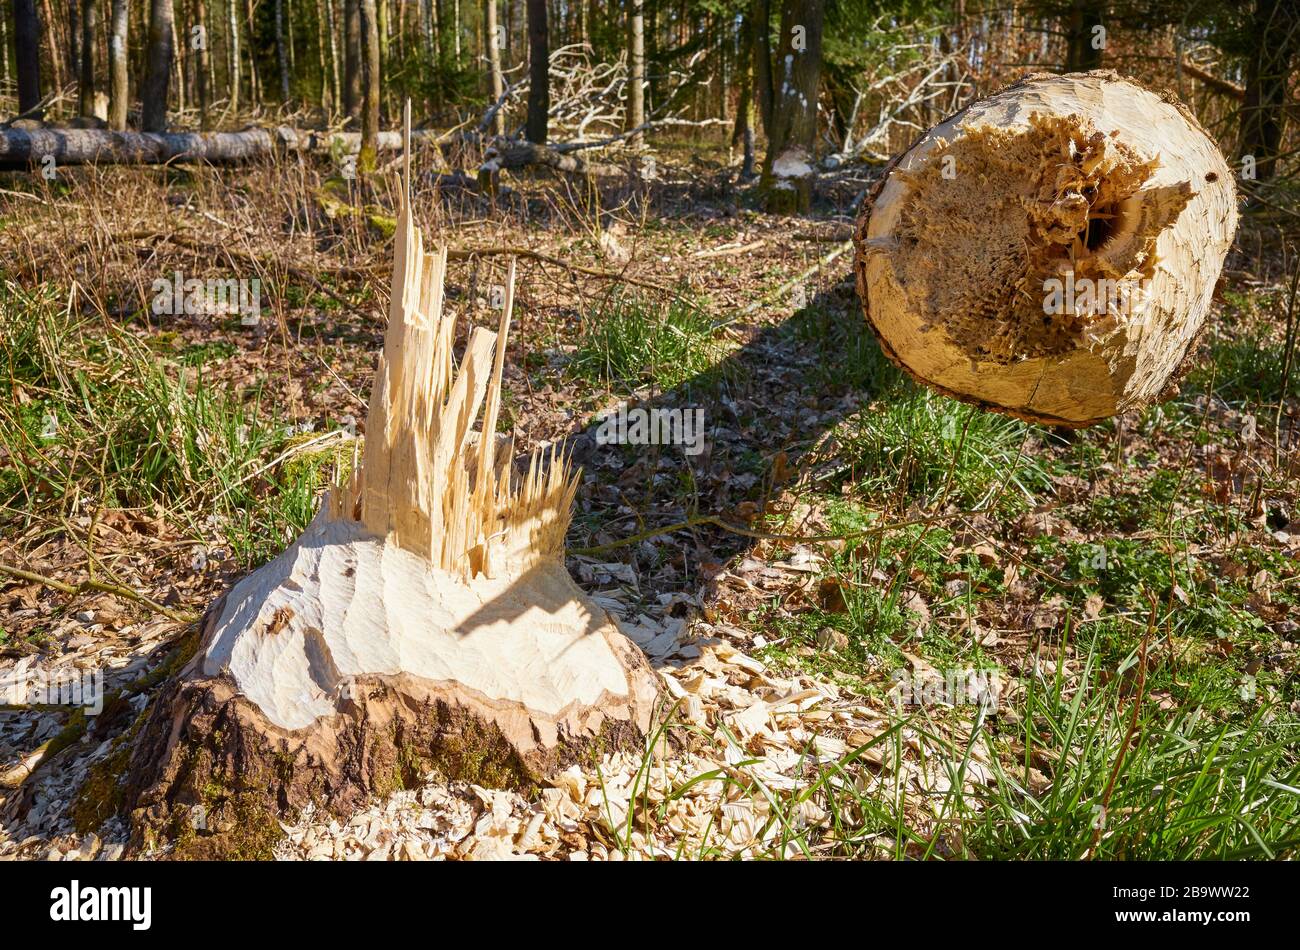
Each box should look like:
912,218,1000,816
95,156,660,859
853,71,1240,427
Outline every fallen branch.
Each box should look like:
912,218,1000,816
0,560,197,624
569,507,987,556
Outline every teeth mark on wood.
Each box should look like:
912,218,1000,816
854,71,1239,428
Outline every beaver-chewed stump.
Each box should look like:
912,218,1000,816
854,71,1240,427
108,170,660,859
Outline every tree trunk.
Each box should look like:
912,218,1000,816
484,0,504,135
749,0,772,138
69,0,82,85
758,0,822,213
324,0,340,114
103,169,659,860
13,0,43,116
38,0,63,97
226,0,240,112
1239,0,1299,182
357,0,379,170
242,0,259,104
0,124,447,166
275,0,290,101
108,0,129,129
853,72,1239,428
317,0,333,111
171,13,185,114
343,0,360,118
194,0,211,127
626,0,644,144
1063,0,1104,71
1,12,10,88
77,0,97,117
732,8,755,178
524,0,547,143
141,0,175,131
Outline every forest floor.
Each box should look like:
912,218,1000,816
0,143,1297,859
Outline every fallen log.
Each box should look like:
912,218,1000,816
853,71,1239,427
0,125,456,168
85,140,660,858
478,137,630,187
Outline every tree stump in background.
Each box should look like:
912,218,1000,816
854,71,1239,427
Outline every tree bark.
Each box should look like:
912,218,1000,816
142,0,175,132
69,0,82,84
194,0,211,127
275,0,290,101
484,0,504,135
358,0,380,170
13,0,43,116
108,0,129,129
37,0,64,98
524,0,547,143
1239,0,1299,181
732,8,755,178
626,0,644,145
227,0,240,112
750,0,772,139
758,0,823,213
78,0,96,118
344,0,361,118
0,124,448,166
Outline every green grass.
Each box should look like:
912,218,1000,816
958,633,1300,859
836,381,1052,512
568,292,727,393
1188,289,1294,408
0,283,342,567
781,300,901,394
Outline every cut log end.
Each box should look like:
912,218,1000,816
854,71,1240,427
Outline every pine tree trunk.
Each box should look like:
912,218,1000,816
141,0,175,131
14,0,43,116
524,0,547,143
